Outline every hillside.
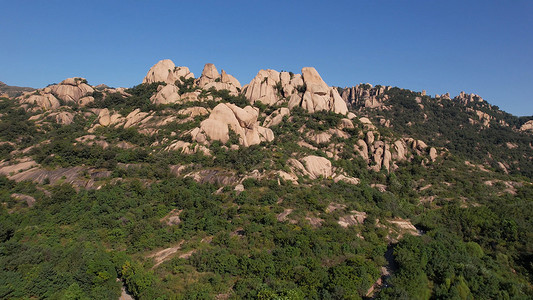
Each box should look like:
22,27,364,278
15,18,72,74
0,60,531,299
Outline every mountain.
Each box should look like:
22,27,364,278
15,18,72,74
0,60,531,299
0,80,35,98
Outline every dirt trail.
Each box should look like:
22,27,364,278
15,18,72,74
146,240,184,268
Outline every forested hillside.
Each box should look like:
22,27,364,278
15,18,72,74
0,60,531,299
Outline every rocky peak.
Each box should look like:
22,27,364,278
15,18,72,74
48,77,94,104
243,69,284,106
196,63,241,95
301,67,329,95
143,59,194,85
200,63,219,81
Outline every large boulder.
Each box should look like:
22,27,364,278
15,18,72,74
355,139,369,161
301,155,332,179
22,93,61,110
429,147,437,161
143,59,194,85
49,111,74,125
191,103,273,147
150,84,181,104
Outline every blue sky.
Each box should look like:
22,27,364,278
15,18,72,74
1,0,532,116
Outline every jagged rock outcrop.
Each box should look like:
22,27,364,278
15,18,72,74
124,109,150,128
286,156,359,184
353,119,436,172
393,140,407,161
454,91,483,105
435,92,451,100
143,59,194,85
196,64,241,95
243,67,347,115
190,103,273,147
244,69,303,106
96,108,124,127
288,156,332,179
341,84,391,109
338,118,354,129
298,68,348,114
177,107,209,118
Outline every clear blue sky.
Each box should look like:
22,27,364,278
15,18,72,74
1,0,532,116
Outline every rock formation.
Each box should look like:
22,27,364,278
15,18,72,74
143,59,194,85
454,91,484,105
263,107,290,127
352,118,436,172
190,103,274,147
520,120,533,132
244,69,303,106
340,84,391,109
21,92,61,110
301,155,333,179
150,84,181,104
243,67,348,115
49,77,94,104
196,63,241,95
19,77,94,110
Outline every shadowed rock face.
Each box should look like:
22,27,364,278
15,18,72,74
340,84,391,109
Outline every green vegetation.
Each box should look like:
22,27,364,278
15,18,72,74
0,82,532,299
359,88,533,178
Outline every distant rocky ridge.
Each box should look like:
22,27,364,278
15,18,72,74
0,81,35,98
339,84,488,110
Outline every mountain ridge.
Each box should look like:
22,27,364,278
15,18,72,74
0,59,531,299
